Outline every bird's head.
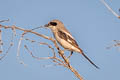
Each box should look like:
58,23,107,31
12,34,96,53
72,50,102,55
44,19,63,29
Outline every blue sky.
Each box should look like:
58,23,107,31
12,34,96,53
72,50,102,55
0,0,120,80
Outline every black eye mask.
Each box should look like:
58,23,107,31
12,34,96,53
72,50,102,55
49,22,57,26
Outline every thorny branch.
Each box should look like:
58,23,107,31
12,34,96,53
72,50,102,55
101,0,120,19
0,23,83,80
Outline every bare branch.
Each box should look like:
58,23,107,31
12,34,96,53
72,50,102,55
0,19,9,23
106,40,120,51
52,59,67,67
0,29,3,54
24,44,68,67
24,39,66,67
31,26,44,30
0,30,14,60
24,45,54,60
16,32,27,66
0,24,83,80
24,39,83,80
100,0,120,19
11,25,17,36
24,38,56,57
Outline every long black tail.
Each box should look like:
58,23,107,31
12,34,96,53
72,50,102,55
81,52,100,69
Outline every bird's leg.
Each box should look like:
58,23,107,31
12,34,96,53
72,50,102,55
67,51,73,59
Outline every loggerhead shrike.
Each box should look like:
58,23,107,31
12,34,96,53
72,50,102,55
44,19,99,69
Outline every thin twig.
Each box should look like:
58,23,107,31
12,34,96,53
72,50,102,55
16,32,27,66
52,59,67,67
0,30,14,60
0,29,3,53
0,19,9,23
100,0,120,19
39,42,56,57
11,25,17,36
31,26,44,30
24,38,56,57
106,40,120,49
24,43,67,67
24,45,54,60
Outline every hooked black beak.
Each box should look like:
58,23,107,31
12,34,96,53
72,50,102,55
44,24,49,27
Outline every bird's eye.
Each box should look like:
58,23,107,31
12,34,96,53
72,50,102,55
49,22,57,26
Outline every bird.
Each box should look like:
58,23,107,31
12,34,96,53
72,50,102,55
44,19,99,69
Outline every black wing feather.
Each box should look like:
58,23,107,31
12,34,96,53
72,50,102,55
57,30,79,48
